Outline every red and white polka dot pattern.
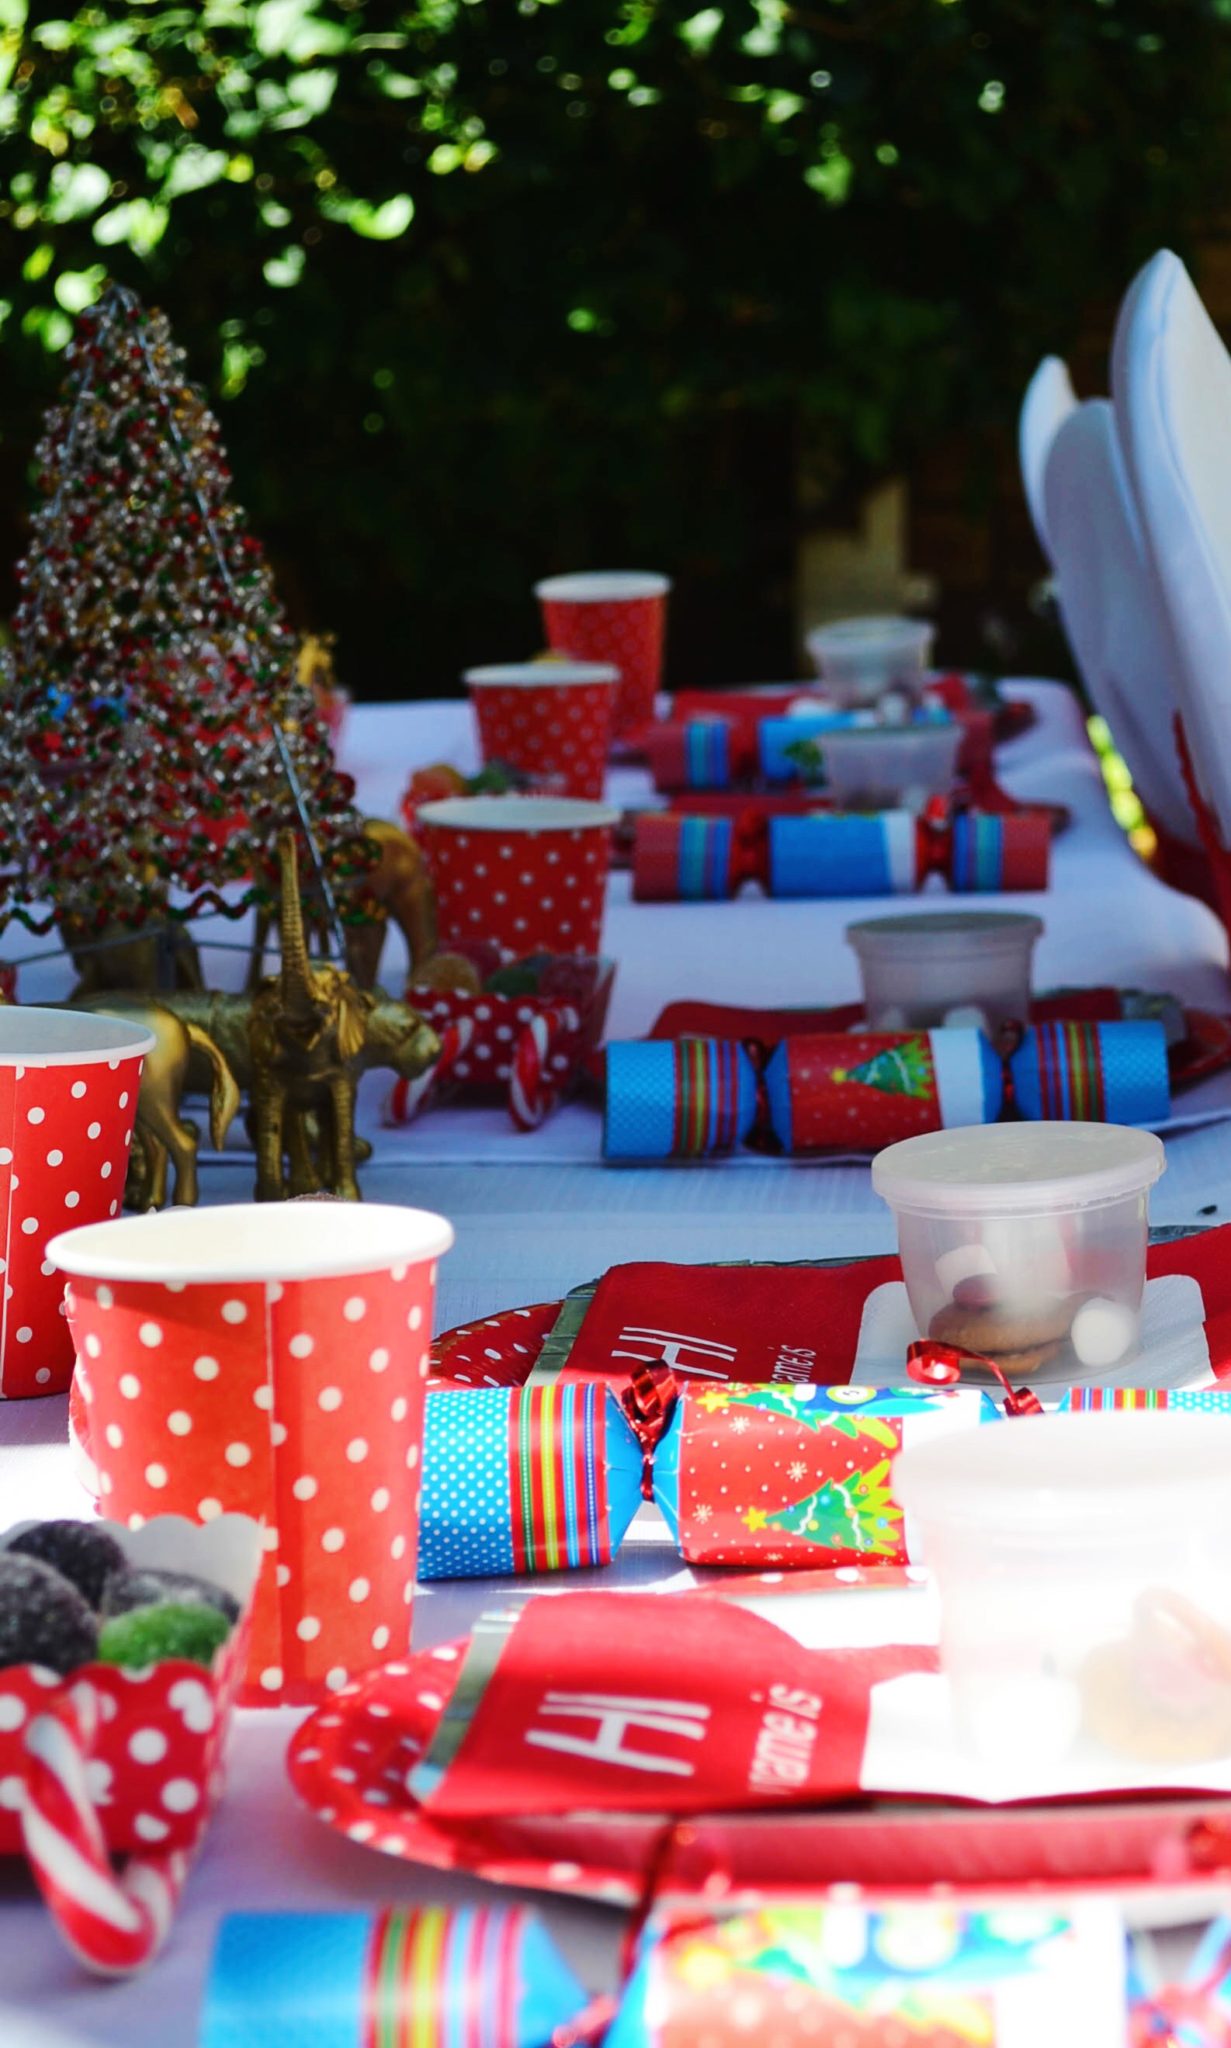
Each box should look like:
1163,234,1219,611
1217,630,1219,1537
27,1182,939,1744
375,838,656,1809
536,576,669,739
416,799,616,957
466,667,618,800
0,1041,145,1399
66,1260,440,1706
428,1302,561,1388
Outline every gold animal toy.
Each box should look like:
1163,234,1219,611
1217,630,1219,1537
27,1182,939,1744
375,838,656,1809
73,994,241,1208
246,817,437,992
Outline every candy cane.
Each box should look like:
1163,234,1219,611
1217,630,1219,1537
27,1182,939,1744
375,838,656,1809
509,1005,579,1130
20,1692,192,1975
383,1016,473,1126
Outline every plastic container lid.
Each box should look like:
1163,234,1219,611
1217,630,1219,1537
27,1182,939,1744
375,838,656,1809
894,1409,1231,1532
847,911,1044,958
464,662,620,688
415,795,621,832
534,572,670,602
871,1120,1165,1216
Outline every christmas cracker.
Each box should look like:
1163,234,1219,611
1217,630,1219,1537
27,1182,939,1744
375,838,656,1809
603,1019,1170,1162
417,1383,993,1583
632,806,1049,900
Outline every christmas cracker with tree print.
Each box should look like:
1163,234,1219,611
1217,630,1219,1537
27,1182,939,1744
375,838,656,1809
603,1019,1170,1162
416,1381,994,1582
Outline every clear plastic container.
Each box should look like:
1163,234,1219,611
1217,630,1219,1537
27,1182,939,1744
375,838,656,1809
820,721,961,810
805,615,936,708
871,1122,1165,1376
847,910,1043,1031
894,1409,1231,1765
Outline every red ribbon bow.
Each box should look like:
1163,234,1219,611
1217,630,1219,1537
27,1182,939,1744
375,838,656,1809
907,1339,1044,1416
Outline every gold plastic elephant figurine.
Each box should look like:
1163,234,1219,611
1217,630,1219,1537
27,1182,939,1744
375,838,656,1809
246,817,437,992
246,831,436,1199
69,995,241,1207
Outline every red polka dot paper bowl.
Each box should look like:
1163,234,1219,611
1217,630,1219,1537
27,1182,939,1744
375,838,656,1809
0,1511,261,1861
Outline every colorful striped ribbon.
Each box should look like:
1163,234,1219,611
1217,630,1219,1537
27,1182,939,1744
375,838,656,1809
950,811,1003,891
1029,1019,1106,1120
510,1384,605,1573
364,1908,520,2048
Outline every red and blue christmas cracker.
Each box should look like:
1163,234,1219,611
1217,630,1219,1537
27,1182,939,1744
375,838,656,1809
646,709,954,792
603,1019,1170,1160
202,1905,586,2048
632,806,1049,901
418,1383,644,1580
652,1383,997,1568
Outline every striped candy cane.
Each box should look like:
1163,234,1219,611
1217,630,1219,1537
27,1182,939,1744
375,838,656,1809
20,1690,193,1975
509,1006,580,1130
382,1015,473,1126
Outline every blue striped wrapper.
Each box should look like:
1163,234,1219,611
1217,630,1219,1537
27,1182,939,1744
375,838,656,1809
1011,1019,1169,1126
768,813,910,897
604,1037,759,1159
418,1384,644,1580
202,1906,585,2048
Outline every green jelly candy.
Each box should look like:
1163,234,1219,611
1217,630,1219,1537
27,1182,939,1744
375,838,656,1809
98,1600,230,1671
485,963,540,997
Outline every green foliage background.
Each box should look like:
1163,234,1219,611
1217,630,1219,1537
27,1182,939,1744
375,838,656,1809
2,0,1230,694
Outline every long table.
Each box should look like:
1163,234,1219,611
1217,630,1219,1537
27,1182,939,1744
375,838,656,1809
1,680,1228,2044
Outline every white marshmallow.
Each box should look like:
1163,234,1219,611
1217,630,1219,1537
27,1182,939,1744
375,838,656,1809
1070,1295,1138,1369
942,1004,990,1033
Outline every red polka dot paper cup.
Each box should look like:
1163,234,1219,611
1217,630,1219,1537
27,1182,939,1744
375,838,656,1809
0,1008,152,1400
534,572,670,740
47,1201,454,1708
416,795,619,957
465,662,619,800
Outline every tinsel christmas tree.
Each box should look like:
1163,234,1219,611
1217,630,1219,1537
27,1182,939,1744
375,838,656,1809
0,282,366,944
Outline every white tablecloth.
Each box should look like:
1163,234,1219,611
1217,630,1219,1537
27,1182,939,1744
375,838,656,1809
1,679,1228,2044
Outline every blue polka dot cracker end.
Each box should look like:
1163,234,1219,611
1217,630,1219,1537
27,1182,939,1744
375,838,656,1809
418,1383,644,1580
202,1904,586,2048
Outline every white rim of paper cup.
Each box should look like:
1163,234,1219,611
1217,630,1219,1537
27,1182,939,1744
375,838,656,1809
894,1409,1231,1531
534,572,671,603
0,1007,155,1067
416,795,620,833
464,663,620,689
846,911,1044,957
47,1201,455,1285
871,1121,1165,1217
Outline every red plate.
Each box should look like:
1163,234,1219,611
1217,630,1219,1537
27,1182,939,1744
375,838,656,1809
287,1639,1231,1908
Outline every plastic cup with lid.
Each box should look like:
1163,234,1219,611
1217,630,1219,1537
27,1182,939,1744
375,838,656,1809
871,1121,1165,1375
805,615,936,708
847,910,1043,1032
894,1409,1231,1768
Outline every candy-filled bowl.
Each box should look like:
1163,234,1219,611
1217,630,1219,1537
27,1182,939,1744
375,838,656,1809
872,1122,1166,1379
0,1512,260,1971
389,951,614,1130
0,1513,259,1855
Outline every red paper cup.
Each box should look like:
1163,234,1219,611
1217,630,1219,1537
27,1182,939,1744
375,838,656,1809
416,795,618,956
48,1201,454,1707
0,1009,152,1399
535,572,670,739
465,662,619,800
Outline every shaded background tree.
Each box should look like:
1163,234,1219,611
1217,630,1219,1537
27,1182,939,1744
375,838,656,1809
2,0,1231,695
